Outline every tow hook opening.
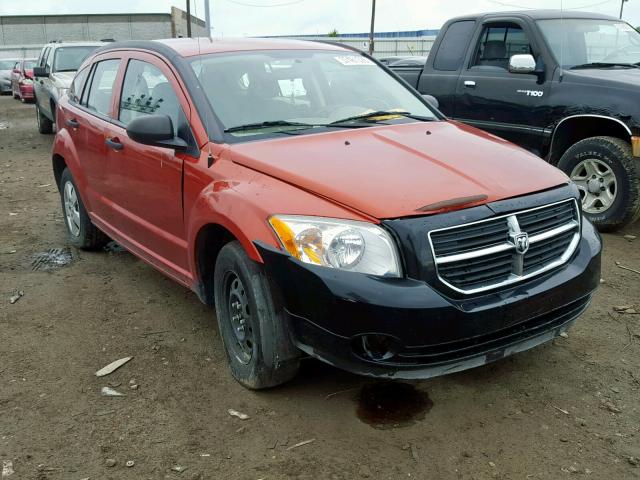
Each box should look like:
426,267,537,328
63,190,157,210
353,334,399,361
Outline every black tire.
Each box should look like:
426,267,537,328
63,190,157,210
213,241,300,389
59,168,108,250
36,103,53,134
557,136,640,231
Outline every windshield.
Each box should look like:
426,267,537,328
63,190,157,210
53,46,98,72
0,60,16,70
190,50,437,137
538,19,640,68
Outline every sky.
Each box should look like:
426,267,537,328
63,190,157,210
0,0,638,36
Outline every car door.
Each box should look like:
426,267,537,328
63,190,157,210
70,57,124,223
10,61,20,94
103,53,192,274
455,20,551,154
34,47,50,112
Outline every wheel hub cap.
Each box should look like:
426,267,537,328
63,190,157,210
225,273,254,364
63,181,81,237
570,158,617,214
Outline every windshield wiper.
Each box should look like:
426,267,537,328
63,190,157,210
570,62,640,70
329,110,433,125
224,119,371,133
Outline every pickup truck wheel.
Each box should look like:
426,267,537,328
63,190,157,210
36,104,53,134
59,168,108,250
557,136,640,231
214,241,299,389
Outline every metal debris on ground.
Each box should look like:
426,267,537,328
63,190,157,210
125,460,135,468
171,465,188,473
101,386,126,397
228,409,249,420
286,438,316,451
613,305,638,314
623,235,637,242
2,460,14,477
95,357,133,377
559,332,569,338
615,261,640,275
552,405,570,415
9,291,23,305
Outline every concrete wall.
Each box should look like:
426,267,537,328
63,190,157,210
170,7,208,38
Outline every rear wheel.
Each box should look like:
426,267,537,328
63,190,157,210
214,241,299,389
36,103,53,134
59,168,108,250
557,136,640,231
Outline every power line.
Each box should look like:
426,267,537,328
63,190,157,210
224,0,306,7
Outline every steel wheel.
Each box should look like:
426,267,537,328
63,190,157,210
63,180,81,237
570,158,617,214
223,271,255,365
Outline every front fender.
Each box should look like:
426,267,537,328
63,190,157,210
52,127,91,209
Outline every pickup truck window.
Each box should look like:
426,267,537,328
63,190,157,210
472,24,532,70
191,50,437,137
69,65,90,104
53,46,99,73
433,20,476,71
538,19,640,68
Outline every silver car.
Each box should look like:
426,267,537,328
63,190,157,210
0,59,19,94
33,42,103,134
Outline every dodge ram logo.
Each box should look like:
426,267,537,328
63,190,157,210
511,232,530,255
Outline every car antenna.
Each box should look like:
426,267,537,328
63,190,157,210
194,1,215,168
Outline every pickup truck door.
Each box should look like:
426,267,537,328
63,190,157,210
103,54,191,275
34,47,52,117
454,20,551,155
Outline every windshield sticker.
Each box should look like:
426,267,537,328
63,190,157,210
334,55,375,66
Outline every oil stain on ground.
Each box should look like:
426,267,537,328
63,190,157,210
356,381,433,429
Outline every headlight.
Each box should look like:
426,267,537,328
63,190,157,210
269,215,402,277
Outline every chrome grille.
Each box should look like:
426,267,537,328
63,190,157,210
429,199,580,294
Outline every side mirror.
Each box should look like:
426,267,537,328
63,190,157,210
509,54,536,74
126,114,188,151
33,66,49,77
422,94,439,110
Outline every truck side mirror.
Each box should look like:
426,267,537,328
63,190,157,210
33,66,50,78
422,94,439,110
509,54,536,74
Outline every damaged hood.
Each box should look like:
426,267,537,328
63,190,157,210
229,121,568,219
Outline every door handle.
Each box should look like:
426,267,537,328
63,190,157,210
66,118,79,128
105,137,124,151
464,80,476,88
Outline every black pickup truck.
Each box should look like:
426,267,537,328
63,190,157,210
389,10,640,230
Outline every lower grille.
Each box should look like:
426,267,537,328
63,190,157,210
429,199,580,294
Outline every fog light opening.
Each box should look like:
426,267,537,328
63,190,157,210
356,334,398,361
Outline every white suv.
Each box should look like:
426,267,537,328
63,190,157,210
33,41,104,133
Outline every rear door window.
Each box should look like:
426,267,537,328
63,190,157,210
85,59,120,117
433,21,476,71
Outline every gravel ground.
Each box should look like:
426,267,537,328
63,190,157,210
1,95,639,480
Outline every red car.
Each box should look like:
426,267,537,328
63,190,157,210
11,58,37,102
52,39,601,388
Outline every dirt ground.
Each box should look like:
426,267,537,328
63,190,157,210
1,95,639,480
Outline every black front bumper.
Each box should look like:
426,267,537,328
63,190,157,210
257,189,602,379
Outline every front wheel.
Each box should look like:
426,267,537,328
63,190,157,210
214,241,299,389
36,103,53,134
557,136,640,231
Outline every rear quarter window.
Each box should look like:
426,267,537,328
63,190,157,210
433,20,476,71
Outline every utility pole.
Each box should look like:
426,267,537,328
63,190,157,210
369,0,376,55
619,0,627,19
204,0,212,38
186,0,192,38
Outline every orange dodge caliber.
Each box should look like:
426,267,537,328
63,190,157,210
52,38,601,388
